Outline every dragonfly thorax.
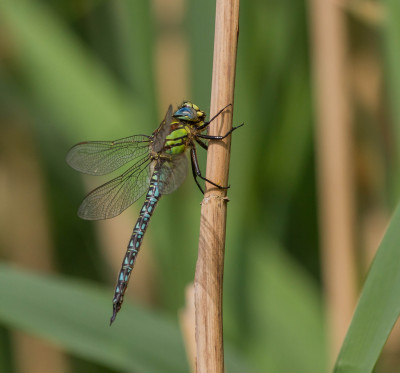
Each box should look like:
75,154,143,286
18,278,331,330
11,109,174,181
164,125,190,155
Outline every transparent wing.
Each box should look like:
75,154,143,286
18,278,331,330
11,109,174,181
66,135,150,175
151,105,173,153
158,154,188,195
78,156,151,220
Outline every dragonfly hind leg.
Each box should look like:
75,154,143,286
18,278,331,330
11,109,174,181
195,138,208,151
190,147,230,194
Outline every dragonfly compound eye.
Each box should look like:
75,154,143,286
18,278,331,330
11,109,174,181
173,106,198,121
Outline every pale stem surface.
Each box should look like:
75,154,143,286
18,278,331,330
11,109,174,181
194,1,240,372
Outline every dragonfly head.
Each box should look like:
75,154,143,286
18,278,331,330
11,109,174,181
173,102,206,126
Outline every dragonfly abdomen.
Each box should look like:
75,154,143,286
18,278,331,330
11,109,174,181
110,170,162,325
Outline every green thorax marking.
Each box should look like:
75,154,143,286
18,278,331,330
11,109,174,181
164,119,190,155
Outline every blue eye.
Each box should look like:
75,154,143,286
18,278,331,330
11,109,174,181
173,107,197,121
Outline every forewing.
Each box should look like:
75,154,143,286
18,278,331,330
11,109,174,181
78,156,151,220
158,154,188,195
66,135,150,175
151,105,173,153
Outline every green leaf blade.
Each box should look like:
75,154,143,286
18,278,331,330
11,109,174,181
334,203,400,372
0,264,188,373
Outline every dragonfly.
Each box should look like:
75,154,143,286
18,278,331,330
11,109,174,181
66,102,243,325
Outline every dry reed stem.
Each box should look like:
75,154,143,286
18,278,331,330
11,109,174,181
308,0,357,364
194,1,239,372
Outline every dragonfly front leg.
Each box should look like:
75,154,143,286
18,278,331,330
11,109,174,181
190,146,230,193
197,103,232,130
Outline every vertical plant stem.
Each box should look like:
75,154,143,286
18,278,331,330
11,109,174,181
194,1,239,372
308,0,357,364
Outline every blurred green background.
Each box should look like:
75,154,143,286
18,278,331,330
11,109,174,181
0,0,399,372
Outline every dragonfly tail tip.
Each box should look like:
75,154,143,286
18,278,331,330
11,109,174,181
110,313,116,326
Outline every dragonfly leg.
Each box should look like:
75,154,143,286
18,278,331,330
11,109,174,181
190,147,230,191
190,152,205,194
197,103,232,130
195,138,208,151
197,123,244,141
